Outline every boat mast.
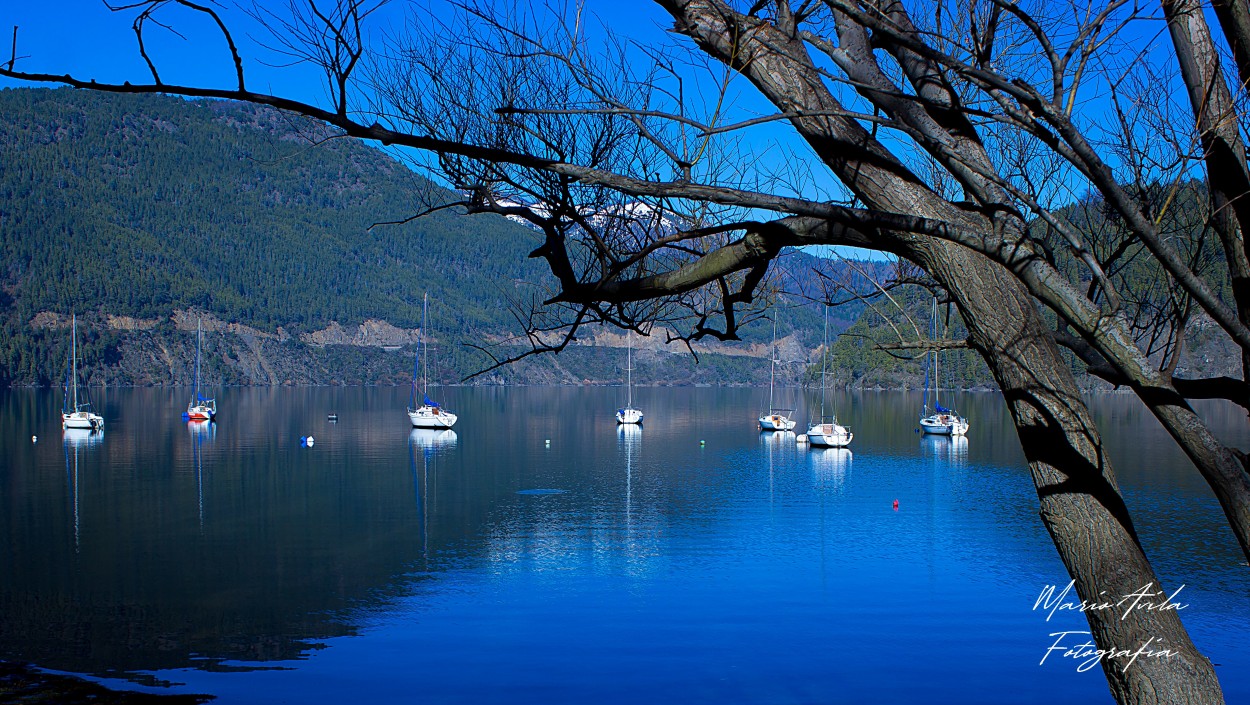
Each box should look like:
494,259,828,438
194,318,202,402
71,313,79,412
423,294,428,398
933,297,940,409
819,304,829,422
768,310,777,412
421,293,429,400
626,330,633,408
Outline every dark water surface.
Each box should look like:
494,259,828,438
1,387,1247,704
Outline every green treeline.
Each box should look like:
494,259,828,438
0,88,860,387
0,87,546,384
7,88,1222,390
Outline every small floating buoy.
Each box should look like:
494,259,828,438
32,435,37,443
305,435,315,447
327,413,338,422
699,440,705,447
893,499,899,511
796,434,808,444
544,439,550,446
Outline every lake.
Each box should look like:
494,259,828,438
1,387,1247,704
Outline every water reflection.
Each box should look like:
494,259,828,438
62,427,103,448
759,428,795,449
0,388,1246,705
619,423,640,521
61,431,99,554
811,447,852,489
759,429,795,500
920,434,968,466
188,421,214,529
409,428,457,451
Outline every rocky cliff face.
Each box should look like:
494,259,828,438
26,309,794,388
301,320,419,348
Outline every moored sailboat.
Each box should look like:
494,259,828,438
408,294,458,429
61,314,104,431
758,310,796,431
806,305,852,448
919,298,969,436
186,318,216,422
616,330,643,425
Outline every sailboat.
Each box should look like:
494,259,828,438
806,305,852,448
408,294,458,429
759,310,796,431
186,318,217,422
61,314,104,431
616,330,643,425
919,297,969,436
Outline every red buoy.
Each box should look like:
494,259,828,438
893,499,899,511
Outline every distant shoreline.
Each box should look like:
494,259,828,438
4,383,1149,394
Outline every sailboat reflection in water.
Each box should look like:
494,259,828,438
921,434,968,466
188,416,216,529
410,427,456,559
619,423,641,525
410,428,457,451
62,428,101,554
811,447,852,488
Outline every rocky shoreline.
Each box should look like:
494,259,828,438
0,661,210,704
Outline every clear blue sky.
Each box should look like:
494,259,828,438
3,1,673,105
1,0,885,260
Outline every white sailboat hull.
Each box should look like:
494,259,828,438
187,402,216,421
759,413,796,431
62,411,104,430
616,407,643,425
920,414,968,436
807,422,852,448
408,405,457,429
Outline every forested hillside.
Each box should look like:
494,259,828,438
0,87,539,332
0,88,850,387
5,88,1228,391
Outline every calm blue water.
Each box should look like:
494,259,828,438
1,387,1247,703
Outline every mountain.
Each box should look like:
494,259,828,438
0,87,540,332
0,88,861,387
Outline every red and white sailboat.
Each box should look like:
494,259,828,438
186,318,216,422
